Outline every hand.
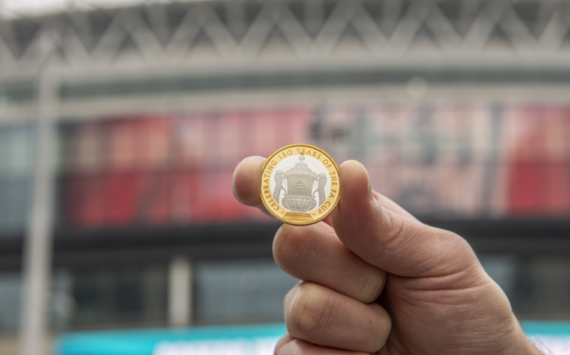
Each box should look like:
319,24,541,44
232,157,541,355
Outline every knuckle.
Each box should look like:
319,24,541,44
278,339,335,355
286,283,332,338
453,232,473,251
371,210,406,260
357,269,385,304
274,224,301,253
274,225,303,267
284,286,299,311
386,211,405,243
438,228,474,255
273,224,317,272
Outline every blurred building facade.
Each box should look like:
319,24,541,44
1,0,570,352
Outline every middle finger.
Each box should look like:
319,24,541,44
285,282,391,353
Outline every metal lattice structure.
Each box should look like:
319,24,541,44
1,0,570,73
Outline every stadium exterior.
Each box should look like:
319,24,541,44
2,0,570,123
2,0,570,354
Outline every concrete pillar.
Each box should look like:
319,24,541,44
168,256,192,327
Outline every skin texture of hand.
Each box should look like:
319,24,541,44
232,156,542,355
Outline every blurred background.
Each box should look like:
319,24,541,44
1,0,570,354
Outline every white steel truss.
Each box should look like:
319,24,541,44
1,0,570,74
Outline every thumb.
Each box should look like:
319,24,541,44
331,161,478,278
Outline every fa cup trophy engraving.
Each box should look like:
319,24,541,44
314,173,327,206
273,170,286,203
272,155,327,213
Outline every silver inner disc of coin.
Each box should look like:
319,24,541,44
269,154,332,214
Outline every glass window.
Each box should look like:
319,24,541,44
480,254,570,319
68,265,168,328
0,124,34,236
0,272,22,333
194,259,298,324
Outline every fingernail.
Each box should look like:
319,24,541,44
361,163,375,204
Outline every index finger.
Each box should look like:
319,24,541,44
232,156,272,217
232,156,415,222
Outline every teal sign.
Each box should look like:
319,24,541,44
56,323,286,355
57,322,570,355
522,321,570,336
522,322,570,354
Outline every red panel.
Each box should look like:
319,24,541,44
195,169,251,221
104,172,146,226
67,123,105,174
555,108,570,213
545,162,570,215
219,170,249,221
106,119,137,172
170,170,202,223
199,170,218,222
239,109,257,159
544,108,570,214
64,174,106,228
253,109,278,157
218,110,244,167
173,114,206,169
508,161,547,215
278,107,313,146
506,106,549,215
136,116,174,171
145,172,175,225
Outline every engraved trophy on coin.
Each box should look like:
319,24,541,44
273,155,327,213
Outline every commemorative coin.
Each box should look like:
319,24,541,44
260,144,340,225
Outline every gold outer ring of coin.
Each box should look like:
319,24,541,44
260,143,341,225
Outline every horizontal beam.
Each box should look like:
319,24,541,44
1,219,570,271
4,66,570,124
58,67,570,101
428,218,570,256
